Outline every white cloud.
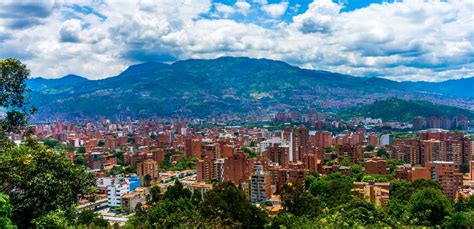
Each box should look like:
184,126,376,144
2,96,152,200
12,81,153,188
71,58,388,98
215,3,235,18
261,2,289,18
0,0,472,82
253,0,267,4
59,19,82,42
214,1,251,18
235,1,251,16
292,0,342,33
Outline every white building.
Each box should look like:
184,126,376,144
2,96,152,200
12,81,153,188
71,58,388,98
107,177,130,207
250,165,270,203
379,134,393,146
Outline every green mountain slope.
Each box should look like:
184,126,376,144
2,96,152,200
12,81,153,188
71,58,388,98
28,57,472,120
339,98,474,122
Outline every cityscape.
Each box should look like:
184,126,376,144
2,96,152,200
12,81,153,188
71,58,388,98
1,0,474,228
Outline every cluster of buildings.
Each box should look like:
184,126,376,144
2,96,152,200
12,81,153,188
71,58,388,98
413,115,470,130
25,116,473,214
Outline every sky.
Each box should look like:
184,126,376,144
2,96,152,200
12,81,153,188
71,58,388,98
0,0,472,82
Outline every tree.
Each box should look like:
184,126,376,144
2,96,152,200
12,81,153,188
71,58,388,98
366,145,375,151
146,198,202,227
268,213,313,228
309,173,354,208
317,198,395,227
74,153,87,166
0,142,95,227
163,179,191,201
200,182,268,228
0,58,34,150
388,179,443,220
77,209,108,227
144,174,152,187
350,164,366,182
149,186,161,204
0,193,15,228
376,149,388,158
408,188,453,226
280,182,320,217
32,209,70,228
77,146,86,155
443,211,474,228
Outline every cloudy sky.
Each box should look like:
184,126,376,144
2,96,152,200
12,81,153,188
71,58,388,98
0,0,472,82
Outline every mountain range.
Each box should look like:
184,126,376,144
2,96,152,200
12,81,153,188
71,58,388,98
27,57,474,120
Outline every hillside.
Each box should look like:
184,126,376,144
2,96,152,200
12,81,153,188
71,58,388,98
402,77,474,98
339,98,474,122
28,57,474,120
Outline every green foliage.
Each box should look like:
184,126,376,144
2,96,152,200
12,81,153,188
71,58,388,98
408,188,453,226
340,98,474,122
280,182,320,217
316,198,395,227
148,186,161,205
376,149,388,158
41,139,60,149
147,198,202,227
172,157,198,171
160,154,197,171
361,173,395,182
242,147,258,158
74,153,87,166
163,179,192,201
350,164,366,182
0,141,95,227
97,140,105,147
365,145,375,151
32,209,70,229
388,179,451,226
77,209,108,227
461,163,470,173
200,182,268,228
443,211,474,228
0,58,34,143
268,213,314,228
309,173,354,208
77,146,86,155
0,193,15,229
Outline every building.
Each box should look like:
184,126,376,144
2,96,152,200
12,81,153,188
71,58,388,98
121,187,149,211
353,181,390,207
250,165,271,203
107,177,130,207
426,161,463,200
136,159,159,186
128,175,141,192
379,134,393,146
88,152,103,170
365,157,389,175
368,134,379,147
412,116,424,130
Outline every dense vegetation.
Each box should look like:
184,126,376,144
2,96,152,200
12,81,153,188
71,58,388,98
0,58,99,228
340,98,474,122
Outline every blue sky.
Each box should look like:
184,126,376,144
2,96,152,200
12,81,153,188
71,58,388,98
0,0,472,82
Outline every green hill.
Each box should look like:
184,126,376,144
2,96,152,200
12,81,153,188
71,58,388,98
28,57,473,120
339,98,474,122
